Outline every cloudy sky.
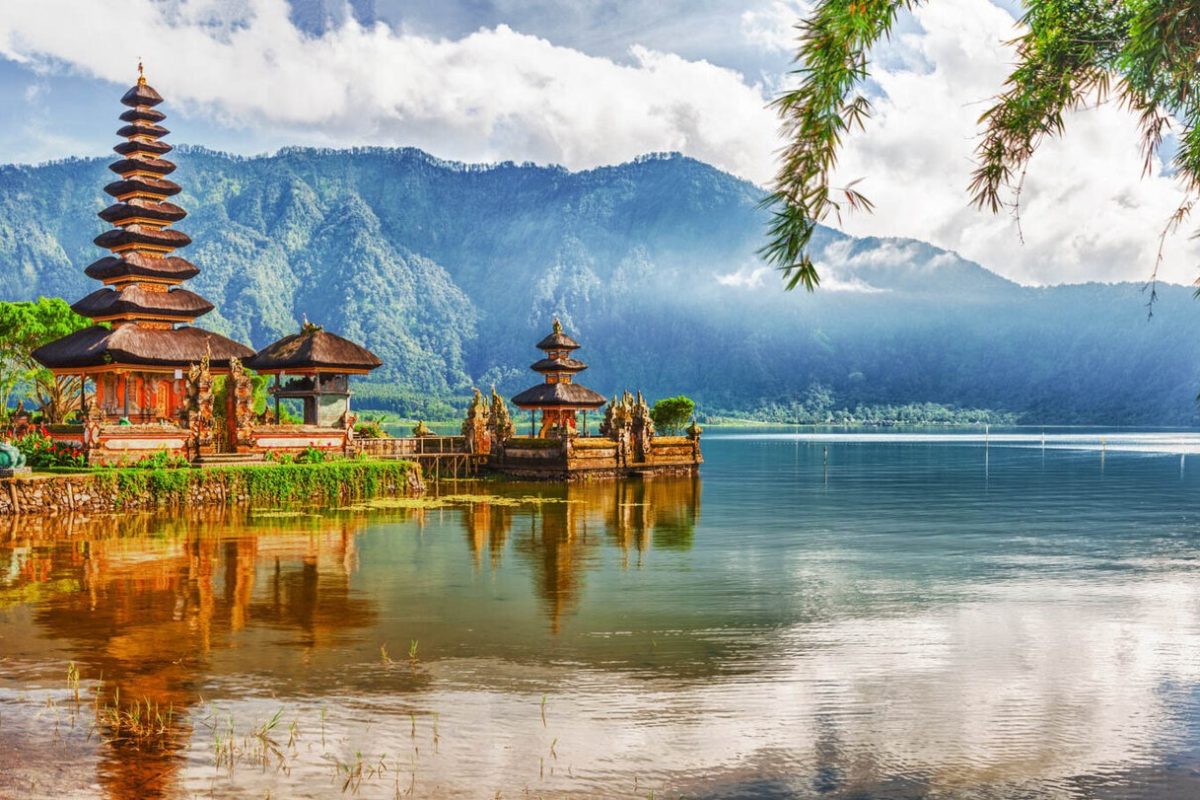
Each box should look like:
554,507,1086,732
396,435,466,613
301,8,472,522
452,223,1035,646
0,0,1195,287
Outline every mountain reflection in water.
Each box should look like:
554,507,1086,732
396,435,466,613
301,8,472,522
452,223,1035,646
3,434,1200,798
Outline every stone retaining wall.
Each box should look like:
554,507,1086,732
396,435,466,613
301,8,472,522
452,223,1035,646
0,461,423,516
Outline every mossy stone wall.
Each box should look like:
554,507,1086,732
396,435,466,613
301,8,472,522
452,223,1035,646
0,460,423,515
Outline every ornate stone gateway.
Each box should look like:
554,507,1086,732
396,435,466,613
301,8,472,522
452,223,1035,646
462,388,492,455
184,354,215,459
227,357,256,452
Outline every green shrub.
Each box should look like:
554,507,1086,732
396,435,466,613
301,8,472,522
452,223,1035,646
95,459,419,508
354,420,386,439
126,450,190,470
295,445,327,464
650,396,696,435
15,428,86,469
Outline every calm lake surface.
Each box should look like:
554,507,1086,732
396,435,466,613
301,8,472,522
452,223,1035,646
4,428,1200,799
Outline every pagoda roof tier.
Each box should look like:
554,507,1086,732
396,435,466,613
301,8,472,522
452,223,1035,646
512,382,606,409
119,107,166,124
536,320,581,351
33,325,254,371
105,176,181,198
109,156,176,177
247,326,383,374
116,122,170,139
114,139,173,157
121,82,164,107
531,357,588,373
84,253,200,283
99,200,187,225
71,286,213,321
95,224,191,251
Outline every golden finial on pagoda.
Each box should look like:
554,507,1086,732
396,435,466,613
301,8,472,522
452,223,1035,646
552,318,563,334
137,59,146,86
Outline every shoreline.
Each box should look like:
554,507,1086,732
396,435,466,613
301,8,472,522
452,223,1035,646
0,459,424,516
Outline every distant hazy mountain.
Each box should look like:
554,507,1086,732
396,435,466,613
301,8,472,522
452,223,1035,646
2,146,1198,424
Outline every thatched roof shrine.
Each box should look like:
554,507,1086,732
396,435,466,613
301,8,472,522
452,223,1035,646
511,382,606,407
247,324,382,375
33,325,253,370
512,319,606,438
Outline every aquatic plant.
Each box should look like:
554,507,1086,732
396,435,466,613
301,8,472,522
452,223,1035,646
89,459,421,509
99,694,176,745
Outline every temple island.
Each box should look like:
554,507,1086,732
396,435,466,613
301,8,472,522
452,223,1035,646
0,68,699,510
30,67,387,467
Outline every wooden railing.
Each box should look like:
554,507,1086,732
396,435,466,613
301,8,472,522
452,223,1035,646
355,435,469,458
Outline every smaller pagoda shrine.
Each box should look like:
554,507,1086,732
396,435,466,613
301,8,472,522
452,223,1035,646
247,322,382,427
511,320,606,437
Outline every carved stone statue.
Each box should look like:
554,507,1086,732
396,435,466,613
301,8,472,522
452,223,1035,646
461,387,491,455
488,385,515,445
631,391,655,462
228,357,255,449
0,442,26,469
601,391,638,465
184,353,215,457
83,403,103,453
11,400,30,437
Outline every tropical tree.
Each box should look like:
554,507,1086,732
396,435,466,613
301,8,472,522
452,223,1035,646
650,395,696,435
766,0,1200,293
0,298,91,422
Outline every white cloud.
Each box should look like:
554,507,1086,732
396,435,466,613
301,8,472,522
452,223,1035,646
826,0,1200,286
0,0,778,183
0,0,1195,286
716,261,885,292
740,1,810,53
715,266,770,289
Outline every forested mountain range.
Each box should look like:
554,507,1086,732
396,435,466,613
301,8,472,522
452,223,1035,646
2,146,1199,425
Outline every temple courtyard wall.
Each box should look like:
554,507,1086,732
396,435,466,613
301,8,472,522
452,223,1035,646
487,435,702,481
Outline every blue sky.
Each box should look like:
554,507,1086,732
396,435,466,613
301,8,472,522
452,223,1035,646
0,0,1195,286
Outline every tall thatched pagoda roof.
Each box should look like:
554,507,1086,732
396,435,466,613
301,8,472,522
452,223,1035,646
33,325,251,371
34,64,252,373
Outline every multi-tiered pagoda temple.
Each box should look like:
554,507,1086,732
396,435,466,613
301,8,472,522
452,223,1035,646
33,65,253,422
512,320,606,437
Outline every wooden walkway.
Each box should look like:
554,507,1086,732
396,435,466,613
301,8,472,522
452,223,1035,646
356,435,485,480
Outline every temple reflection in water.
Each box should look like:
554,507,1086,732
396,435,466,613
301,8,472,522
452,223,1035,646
0,478,700,798
460,478,701,631
3,510,374,798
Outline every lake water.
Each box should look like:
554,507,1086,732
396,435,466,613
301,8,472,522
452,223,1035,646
3,428,1200,798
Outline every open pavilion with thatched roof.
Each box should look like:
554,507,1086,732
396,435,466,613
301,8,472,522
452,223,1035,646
247,322,382,427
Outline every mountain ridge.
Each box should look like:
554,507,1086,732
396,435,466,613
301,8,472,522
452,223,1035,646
1,145,1198,424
